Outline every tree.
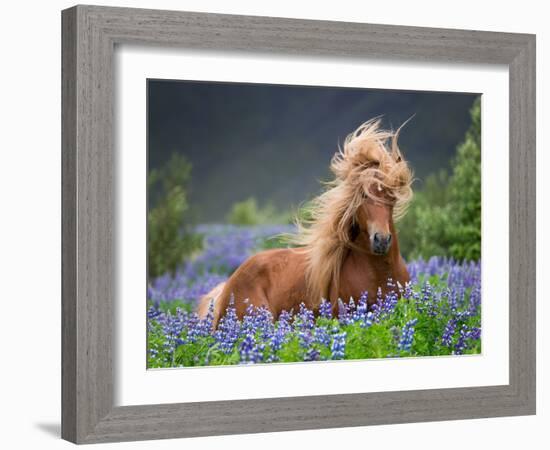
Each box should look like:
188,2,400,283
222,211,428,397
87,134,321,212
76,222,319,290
445,98,481,260
148,154,201,278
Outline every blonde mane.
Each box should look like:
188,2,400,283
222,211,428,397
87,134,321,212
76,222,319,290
290,118,414,307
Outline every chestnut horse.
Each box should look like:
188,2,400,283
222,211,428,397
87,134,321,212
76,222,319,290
197,119,414,326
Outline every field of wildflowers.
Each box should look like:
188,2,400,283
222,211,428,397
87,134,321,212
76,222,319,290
147,225,481,368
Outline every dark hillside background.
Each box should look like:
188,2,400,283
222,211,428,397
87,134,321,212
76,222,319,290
148,79,479,222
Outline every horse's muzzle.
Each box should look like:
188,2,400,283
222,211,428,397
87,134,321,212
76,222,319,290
372,232,392,255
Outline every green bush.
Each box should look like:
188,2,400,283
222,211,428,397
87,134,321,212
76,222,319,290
148,154,202,278
398,171,451,258
226,197,291,225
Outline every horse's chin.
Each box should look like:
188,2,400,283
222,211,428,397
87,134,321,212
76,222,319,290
370,246,391,256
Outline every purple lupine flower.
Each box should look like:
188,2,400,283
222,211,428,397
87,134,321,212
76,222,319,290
269,328,287,353
214,296,240,354
313,326,331,347
239,332,264,364
406,257,480,292
454,325,481,356
155,307,188,364
147,304,161,320
277,310,293,334
398,318,418,352
330,332,347,360
338,299,351,325
192,300,215,339
386,290,399,312
468,285,482,316
371,287,384,318
353,293,367,320
402,281,413,301
468,327,482,341
371,288,399,322
269,309,292,353
446,287,458,314
240,303,259,337
353,292,373,328
455,285,467,310
304,348,320,362
255,306,275,340
454,324,470,355
416,282,434,315
348,298,356,315
157,308,186,347
441,318,457,347
361,311,374,329
185,313,203,343
295,302,315,331
319,299,333,319
297,330,314,349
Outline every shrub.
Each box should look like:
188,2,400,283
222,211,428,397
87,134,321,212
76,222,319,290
226,197,291,225
148,154,202,278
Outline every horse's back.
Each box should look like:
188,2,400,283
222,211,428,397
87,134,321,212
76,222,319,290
216,247,308,320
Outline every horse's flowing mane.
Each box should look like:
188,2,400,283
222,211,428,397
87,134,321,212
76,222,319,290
290,118,414,307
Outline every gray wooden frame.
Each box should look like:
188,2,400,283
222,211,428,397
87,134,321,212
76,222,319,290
61,4,536,444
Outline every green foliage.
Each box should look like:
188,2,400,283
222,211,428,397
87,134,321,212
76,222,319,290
148,154,202,278
398,171,452,258
154,299,194,315
226,197,291,225
345,322,396,359
293,199,315,224
260,234,292,250
398,98,481,261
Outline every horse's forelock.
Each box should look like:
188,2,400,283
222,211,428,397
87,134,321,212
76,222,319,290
342,121,413,219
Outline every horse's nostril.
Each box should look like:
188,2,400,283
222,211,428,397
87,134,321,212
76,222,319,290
373,233,390,245
372,233,392,254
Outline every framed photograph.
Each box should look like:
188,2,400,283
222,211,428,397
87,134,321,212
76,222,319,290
61,5,536,444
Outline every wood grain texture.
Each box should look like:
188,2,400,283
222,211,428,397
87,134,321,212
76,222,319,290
61,6,77,443
61,4,536,444
508,36,536,409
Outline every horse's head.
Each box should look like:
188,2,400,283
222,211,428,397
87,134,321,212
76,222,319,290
330,118,414,256
355,185,395,255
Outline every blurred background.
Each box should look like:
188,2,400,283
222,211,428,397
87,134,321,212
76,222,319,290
147,80,481,288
